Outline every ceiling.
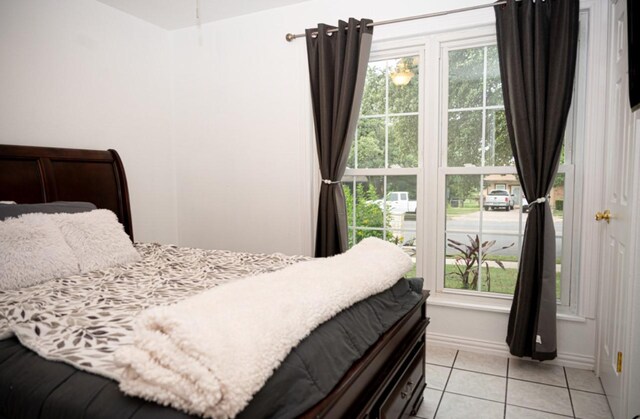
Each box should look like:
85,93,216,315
97,0,311,31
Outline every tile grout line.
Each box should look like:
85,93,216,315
505,375,570,390
432,350,458,419
564,367,577,418
448,365,509,379
568,387,607,396
443,389,506,404
503,358,509,419
603,394,614,418
505,402,575,418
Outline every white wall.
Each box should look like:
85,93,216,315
170,0,505,256
0,0,178,244
170,0,605,368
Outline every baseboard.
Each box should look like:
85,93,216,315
426,331,596,370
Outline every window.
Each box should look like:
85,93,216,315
343,52,421,277
439,37,577,306
339,23,585,309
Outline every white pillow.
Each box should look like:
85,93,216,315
53,209,140,272
0,213,80,290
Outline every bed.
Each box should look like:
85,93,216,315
0,144,429,419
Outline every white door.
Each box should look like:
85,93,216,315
598,1,635,417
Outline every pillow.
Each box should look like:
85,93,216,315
0,201,97,221
0,213,80,290
53,209,140,273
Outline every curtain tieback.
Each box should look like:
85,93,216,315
322,179,342,185
528,196,548,206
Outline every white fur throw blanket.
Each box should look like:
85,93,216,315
115,238,412,418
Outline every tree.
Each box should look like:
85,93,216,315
447,46,514,167
447,175,481,204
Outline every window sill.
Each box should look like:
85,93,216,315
426,291,586,323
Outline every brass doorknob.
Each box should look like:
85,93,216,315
595,209,611,223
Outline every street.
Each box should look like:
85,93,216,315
397,208,563,259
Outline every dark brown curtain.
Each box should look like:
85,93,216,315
494,0,579,360
306,18,374,257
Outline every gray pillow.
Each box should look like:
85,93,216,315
0,201,97,221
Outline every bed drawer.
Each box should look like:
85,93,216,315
377,341,425,419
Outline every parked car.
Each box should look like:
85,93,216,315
373,191,417,214
483,189,514,211
521,197,530,213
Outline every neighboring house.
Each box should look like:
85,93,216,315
482,174,565,210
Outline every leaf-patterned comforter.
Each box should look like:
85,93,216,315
0,243,308,380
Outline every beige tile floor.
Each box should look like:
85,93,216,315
411,343,613,419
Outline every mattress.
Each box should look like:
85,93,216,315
0,277,423,419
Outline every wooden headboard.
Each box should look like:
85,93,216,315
0,144,134,240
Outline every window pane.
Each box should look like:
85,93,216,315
551,172,565,300
388,56,419,114
552,173,565,222
486,45,503,106
479,233,518,294
347,145,355,169
355,118,385,168
555,237,562,300
386,175,417,219
445,232,481,291
361,61,386,115
448,47,484,109
388,115,418,168
446,175,481,232
343,175,356,229
485,109,514,166
447,111,482,166
349,176,384,229
480,176,523,294
391,229,417,277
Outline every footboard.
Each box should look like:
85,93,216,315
301,289,430,419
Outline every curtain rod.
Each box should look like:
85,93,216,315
285,1,507,42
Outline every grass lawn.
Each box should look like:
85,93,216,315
446,207,481,216
446,200,481,217
444,265,561,297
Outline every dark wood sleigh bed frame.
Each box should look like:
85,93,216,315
0,144,430,419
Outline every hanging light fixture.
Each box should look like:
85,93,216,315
390,61,414,86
